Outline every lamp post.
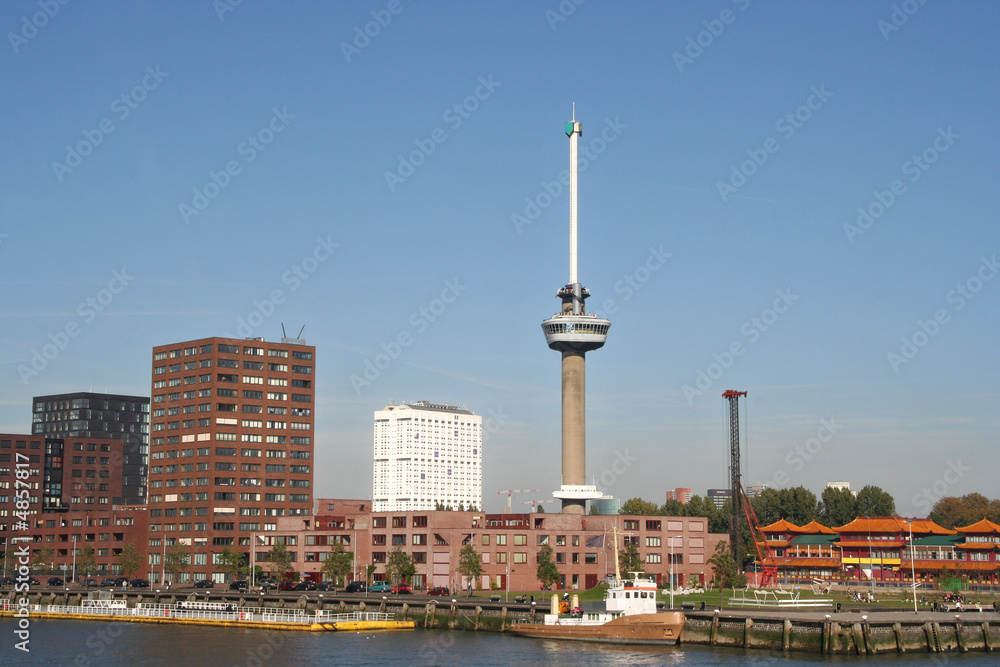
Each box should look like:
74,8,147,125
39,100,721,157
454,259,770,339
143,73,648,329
505,553,509,602
904,520,917,614
668,535,680,610
71,536,77,584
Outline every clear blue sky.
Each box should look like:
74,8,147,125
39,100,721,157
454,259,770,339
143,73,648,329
2,1,997,516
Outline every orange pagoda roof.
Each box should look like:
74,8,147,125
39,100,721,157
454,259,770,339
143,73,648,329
798,520,836,534
956,518,1000,534
760,519,804,533
834,517,955,535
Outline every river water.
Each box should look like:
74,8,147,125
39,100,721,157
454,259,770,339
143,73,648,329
2,619,996,666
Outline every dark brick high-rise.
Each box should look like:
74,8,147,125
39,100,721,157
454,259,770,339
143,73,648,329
148,336,315,583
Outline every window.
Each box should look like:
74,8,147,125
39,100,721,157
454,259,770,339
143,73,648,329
646,520,661,531
646,553,662,564
513,553,527,564
623,520,639,530
513,534,526,546
646,537,661,547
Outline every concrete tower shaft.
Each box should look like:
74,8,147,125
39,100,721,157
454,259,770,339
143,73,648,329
542,110,610,515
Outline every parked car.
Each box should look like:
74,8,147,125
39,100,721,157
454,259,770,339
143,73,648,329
368,581,392,593
114,577,130,587
81,578,99,587
391,584,412,594
193,579,215,589
278,581,298,591
344,581,367,593
229,580,249,591
48,577,65,586
295,581,317,591
101,578,117,587
316,582,334,591
0,577,14,587
428,586,450,596
129,579,149,588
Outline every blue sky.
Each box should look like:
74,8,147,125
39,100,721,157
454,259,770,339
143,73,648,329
2,1,997,516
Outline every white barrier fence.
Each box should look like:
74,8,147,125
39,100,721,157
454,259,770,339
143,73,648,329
43,603,395,624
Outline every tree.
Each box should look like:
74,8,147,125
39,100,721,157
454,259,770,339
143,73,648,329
365,563,377,586
930,493,1000,529
32,546,55,575
619,497,661,516
536,544,560,589
751,487,819,526
618,539,643,576
457,544,483,593
820,486,858,527
320,543,353,586
75,545,97,578
707,541,746,592
385,546,415,586
164,544,190,584
536,505,545,513
682,495,717,520
266,544,293,582
660,498,685,516
117,542,142,578
856,485,896,518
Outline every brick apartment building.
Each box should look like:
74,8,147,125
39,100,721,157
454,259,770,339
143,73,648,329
254,499,728,592
147,336,315,582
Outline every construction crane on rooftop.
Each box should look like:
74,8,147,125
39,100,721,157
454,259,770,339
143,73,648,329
522,499,557,513
498,489,539,514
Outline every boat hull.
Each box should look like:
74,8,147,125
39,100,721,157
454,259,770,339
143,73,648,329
510,612,684,646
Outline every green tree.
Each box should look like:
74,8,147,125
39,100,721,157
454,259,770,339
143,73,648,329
707,541,746,592
618,539,643,576
457,544,483,593
619,497,661,516
820,486,858,527
930,493,1000,528
117,542,143,578
660,498,685,516
75,544,97,578
320,543,353,586
365,563,377,585
266,543,293,582
856,485,896,518
32,546,55,574
751,487,819,526
385,546,415,586
536,544,560,589
682,495,718,520
164,544,190,584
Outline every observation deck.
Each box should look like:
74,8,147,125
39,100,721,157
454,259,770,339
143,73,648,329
541,313,610,352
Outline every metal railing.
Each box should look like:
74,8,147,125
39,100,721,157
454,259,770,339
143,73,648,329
37,604,396,625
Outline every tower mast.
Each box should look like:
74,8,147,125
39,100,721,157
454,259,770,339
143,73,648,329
542,108,611,514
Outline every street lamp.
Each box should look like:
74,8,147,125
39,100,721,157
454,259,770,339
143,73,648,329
668,535,681,610
71,536,78,584
903,519,917,614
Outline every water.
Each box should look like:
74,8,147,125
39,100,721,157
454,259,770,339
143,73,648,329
2,619,996,666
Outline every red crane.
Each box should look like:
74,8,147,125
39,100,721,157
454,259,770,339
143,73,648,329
723,390,777,588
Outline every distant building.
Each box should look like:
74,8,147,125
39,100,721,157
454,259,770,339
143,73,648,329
707,488,731,509
745,483,769,498
667,487,692,504
373,401,482,512
826,481,857,496
33,392,149,505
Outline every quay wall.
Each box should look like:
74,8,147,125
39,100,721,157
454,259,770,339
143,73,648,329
5,590,999,654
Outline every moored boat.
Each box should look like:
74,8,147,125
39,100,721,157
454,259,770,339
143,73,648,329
510,573,684,646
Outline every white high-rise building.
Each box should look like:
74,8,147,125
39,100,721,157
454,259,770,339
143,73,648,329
373,401,482,512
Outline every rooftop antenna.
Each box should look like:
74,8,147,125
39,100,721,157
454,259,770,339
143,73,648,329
281,323,307,345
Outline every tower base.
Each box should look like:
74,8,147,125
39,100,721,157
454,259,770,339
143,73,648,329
553,484,603,515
